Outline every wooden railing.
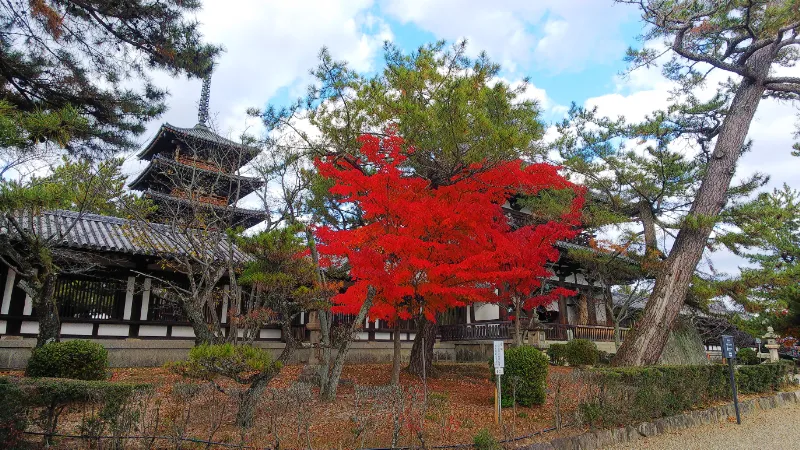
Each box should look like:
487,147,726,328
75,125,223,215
542,324,628,342
439,321,511,341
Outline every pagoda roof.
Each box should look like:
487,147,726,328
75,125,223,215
129,154,264,199
145,189,266,229
137,123,261,165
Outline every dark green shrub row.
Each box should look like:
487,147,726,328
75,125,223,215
737,362,795,393
579,362,793,428
736,348,760,365
565,339,598,366
547,343,567,366
0,376,151,448
26,340,108,380
489,346,549,407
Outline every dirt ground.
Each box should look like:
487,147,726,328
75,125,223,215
6,363,589,449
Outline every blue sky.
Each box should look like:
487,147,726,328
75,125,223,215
126,0,798,277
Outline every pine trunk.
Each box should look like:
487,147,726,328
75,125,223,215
35,272,59,348
613,47,773,366
407,315,437,378
391,321,402,385
513,298,522,347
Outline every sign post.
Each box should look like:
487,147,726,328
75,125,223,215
721,335,741,424
493,341,504,424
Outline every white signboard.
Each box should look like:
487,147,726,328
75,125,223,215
493,341,505,371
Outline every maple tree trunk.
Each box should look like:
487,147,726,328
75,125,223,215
407,315,437,378
34,272,59,348
320,287,374,401
182,298,217,345
391,321,402,385
514,298,523,347
614,48,772,366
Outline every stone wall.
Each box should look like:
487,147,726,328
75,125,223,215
0,337,471,369
523,390,800,449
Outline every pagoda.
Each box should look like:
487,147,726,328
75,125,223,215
129,72,265,229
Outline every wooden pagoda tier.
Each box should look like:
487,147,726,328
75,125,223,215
136,123,261,173
144,189,266,229
128,154,264,202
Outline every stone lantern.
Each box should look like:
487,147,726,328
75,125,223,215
763,326,780,363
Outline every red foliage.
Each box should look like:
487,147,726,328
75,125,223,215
315,133,584,322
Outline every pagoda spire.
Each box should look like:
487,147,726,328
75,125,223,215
197,67,213,126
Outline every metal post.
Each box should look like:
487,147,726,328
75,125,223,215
728,357,741,424
496,373,502,425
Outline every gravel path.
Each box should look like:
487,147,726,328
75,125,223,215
609,402,800,449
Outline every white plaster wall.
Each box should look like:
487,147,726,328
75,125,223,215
171,326,195,338
374,332,391,340
97,324,130,337
259,329,281,339
595,300,607,324
0,320,6,334
61,323,93,335
139,325,168,337
473,303,500,321
20,321,39,334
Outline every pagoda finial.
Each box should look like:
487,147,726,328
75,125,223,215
197,66,213,126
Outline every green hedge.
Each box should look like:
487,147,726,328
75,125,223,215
547,344,567,366
579,362,793,428
0,376,151,447
565,339,598,366
490,346,549,407
736,348,759,365
737,362,794,393
26,340,108,380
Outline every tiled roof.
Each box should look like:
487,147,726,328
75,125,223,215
137,123,260,160
2,209,249,262
144,190,266,225
128,154,264,196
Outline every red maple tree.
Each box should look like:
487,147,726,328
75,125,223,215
314,132,585,327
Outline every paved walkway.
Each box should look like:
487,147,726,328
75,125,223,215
609,402,800,449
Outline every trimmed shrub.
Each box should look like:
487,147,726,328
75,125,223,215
736,347,759,365
26,340,108,380
578,362,794,429
565,339,598,366
737,362,794,393
0,378,27,448
547,343,567,366
0,376,150,445
170,343,279,380
597,350,615,366
473,428,501,450
491,346,548,407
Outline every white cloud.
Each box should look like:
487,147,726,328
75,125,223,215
583,62,800,275
383,0,636,73
134,0,390,164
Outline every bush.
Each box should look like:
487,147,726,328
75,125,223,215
547,343,567,366
26,340,108,380
597,350,615,366
0,379,27,448
565,339,598,366
0,376,150,445
491,346,548,407
473,428,501,450
578,362,794,428
171,343,279,380
737,362,794,393
736,347,759,365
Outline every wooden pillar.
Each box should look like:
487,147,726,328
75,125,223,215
123,276,135,320
558,275,568,325
587,281,598,326
1,267,15,315
139,278,151,320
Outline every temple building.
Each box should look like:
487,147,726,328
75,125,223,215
128,74,265,229
0,75,635,367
